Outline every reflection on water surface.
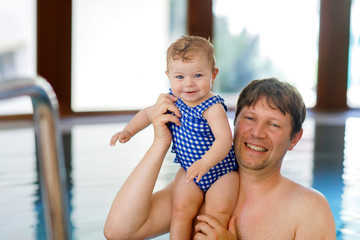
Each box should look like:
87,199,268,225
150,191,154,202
0,112,360,239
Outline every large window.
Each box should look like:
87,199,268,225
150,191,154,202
0,0,36,115
213,0,320,108
0,1,356,116
72,0,186,111
347,0,360,108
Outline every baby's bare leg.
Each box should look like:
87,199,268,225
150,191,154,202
204,171,239,227
171,168,204,240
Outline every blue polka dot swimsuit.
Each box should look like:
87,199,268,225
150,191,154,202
168,90,238,192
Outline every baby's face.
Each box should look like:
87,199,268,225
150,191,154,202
166,53,218,107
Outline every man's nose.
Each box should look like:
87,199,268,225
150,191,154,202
251,123,267,138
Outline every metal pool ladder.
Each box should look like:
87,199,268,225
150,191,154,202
0,77,71,240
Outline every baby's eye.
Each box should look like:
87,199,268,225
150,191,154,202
176,75,184,80
194,74,202,78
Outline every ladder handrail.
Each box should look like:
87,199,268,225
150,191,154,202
0,77,71,240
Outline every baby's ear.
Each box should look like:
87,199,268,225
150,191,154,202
212,68,219,82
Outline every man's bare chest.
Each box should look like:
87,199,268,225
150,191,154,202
234,201,296,240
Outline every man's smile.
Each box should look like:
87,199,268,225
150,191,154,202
245,142,268,152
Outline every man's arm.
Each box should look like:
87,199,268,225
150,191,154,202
104,94,181,240
104,140,173,240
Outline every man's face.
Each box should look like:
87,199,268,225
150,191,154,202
233,97,302,172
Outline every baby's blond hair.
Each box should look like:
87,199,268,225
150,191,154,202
166,36,216,71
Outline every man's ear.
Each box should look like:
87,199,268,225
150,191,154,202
288,128,303,151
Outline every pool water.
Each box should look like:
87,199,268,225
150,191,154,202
1,111,360,239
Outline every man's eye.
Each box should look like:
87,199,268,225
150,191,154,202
176,75,184,80
194,74,202,78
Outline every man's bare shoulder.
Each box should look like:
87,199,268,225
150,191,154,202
284,178,329,209
283,177,336,239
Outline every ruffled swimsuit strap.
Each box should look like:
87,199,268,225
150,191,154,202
169,89,227,117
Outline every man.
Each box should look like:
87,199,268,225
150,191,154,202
104,78,336,240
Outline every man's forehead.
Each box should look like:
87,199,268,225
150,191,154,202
243,98,288,118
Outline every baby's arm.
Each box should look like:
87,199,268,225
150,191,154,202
110,106,153,146
186,103,233,182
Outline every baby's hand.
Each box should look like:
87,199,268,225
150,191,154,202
186,160,211,183
110,130,132,146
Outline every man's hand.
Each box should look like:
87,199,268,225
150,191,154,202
151,93,181,146
194,215,238,240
